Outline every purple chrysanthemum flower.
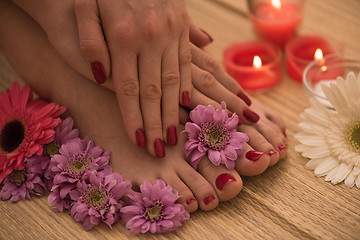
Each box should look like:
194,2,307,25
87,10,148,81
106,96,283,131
26,154,51,176
48,137,111,211
182,102,249,170
121,179,190,234
43,117,79,190
0,159,45,202
69,172,131,231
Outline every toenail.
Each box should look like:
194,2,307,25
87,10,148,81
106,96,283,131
246,151,264,161
237,116,244,126
186,198,196,205
243,108,260,123
268,150,277,156
216,173,236,191
278,144,287,151
203,195,215,205
154,138,165,158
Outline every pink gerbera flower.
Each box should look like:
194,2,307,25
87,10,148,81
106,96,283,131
48,137,111,211
0,82,66,182
69,172,131,231
121,179,190,234
183,102,249,170
0,160,45,202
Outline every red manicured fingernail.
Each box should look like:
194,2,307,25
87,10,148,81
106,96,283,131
167,126,177,145
243,108,260,123
154,138,165,158
246,151,264,161
237,116,244,126
268,150,277,156
182,91,190,107
91,62,106,84
186,198,196,205
278,144,287,151
200,28,213,42
135,128,146,148
215,173,236,191
237,91,252,106
203,195,215,205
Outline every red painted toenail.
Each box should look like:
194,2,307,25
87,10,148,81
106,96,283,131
268,150,277,156
246,151,264,161
154,138,165,158
216,173,236,190
135,128,146,148
203,195,215,205
278,144,287,151
186,198,196,205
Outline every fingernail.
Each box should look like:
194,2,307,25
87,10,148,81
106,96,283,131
203,195,215,205
135,128,146,148
268,150,277,156
237,91,252,106
186,198,196,205
215,173,236,191
200,28,213,42
246,151,264,161
167,126,177,145
237,116,244,126
91,62,106,84
243,108,260,123
278,144,287,151
154,138,165,158
182,91,190,107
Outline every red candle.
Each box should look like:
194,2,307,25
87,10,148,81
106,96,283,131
223,41,281,92
248,0,304,48
285,35,344,82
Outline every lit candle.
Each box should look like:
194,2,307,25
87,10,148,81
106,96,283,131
285,35,344,82
248,0,304,48
223,41,281,92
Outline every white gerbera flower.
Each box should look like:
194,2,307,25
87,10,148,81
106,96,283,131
295,72,360,188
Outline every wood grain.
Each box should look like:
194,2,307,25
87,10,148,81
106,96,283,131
1,0,359,239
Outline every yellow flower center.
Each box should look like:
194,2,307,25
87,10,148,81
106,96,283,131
65,153,92,178
345,121,360,153
81,185,109,211
199,122,230,150
144,200,164,222
46,142,60,155
9,170,26,186
0,120,25,153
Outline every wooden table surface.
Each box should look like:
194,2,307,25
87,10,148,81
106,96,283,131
1,0,360,239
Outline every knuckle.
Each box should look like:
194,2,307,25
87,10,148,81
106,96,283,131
199,72,216,89
108,22,134,43
162,72,180,86
141,82,162,100
179,50,192,64
164,108,178,120
143,16,161,40
117,79,139,97
79,39,100,52
146,121,162,134
203,56,219,74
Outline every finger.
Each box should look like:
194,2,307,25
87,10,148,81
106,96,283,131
161,42,180,146
189,19,213,48
179,29,192,108
112,50,145,149
191,64,259,124
139,51,165,158
190,43,252,106
74,0,110,84
179,107,189,125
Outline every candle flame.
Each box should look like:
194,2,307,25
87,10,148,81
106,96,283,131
253,56,262,69
314,48,323,61
271,0,281,9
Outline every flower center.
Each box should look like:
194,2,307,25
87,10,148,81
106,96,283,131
45,142,60,155
345,121,360,153
0,120,25,153
144,200,164,222
65,153,92,178
199,122,230,150
81,185,109,211
9,170,26,186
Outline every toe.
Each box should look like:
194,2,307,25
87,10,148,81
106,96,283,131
235,144,270,176
196,158,243,202
177,162,219,211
